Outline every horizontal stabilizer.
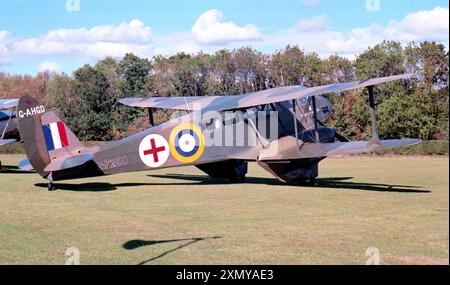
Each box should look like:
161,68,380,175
18,158,34,171
44,153,94,172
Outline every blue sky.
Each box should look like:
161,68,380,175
0,0,448,75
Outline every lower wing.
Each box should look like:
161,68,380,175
0,139,16,146
258,137,422,161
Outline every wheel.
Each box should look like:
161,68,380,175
304,177,316,186
297,177,316,186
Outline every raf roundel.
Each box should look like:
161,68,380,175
139,134,170,168
169,123,205,163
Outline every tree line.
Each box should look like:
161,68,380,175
0,40,448,141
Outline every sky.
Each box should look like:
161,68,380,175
0,0,448,75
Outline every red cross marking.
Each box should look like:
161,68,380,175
143,138,166,163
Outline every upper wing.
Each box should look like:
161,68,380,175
204,74,412,112
119,74,412,112
0,99,19,109
119,95,229,111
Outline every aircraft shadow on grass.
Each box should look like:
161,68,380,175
0,165,36,174
122,236,222,265
34,174,430,193
148,174,431,193
34,182,151,192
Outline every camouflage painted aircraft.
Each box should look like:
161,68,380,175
16,74,421,190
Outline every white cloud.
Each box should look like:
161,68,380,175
302,0,321,7
0,31,13,64
0,7,448,68
259,6,449,59
145,6,447,59
296,15,330,32
0,31,11,42
192,9,261,45
153,32,203,55
2,19,154,62
386,6,449,43
38,61,61,73
44,19,152,44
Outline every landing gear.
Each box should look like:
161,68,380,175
296,177,316,186
196,160,248,183
47,172,55,191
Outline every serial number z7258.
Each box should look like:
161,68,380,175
97,155,129,171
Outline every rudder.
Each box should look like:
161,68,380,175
17,95,84,178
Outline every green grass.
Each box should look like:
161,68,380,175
0,142,24,154
0,155,448,265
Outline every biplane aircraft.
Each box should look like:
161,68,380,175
16,74,421,190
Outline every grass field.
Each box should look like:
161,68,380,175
0,155,448,265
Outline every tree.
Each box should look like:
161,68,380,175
377,94,432,139
47,73,73,112
355,40,406,79
405,42,449,139
232,47,260,94
269,45,306,87
0,72,50,103
68,64,113,141
115,54,153,133
151,52,210,98
119,53,152,98
207,49,237,95
321,55,355,83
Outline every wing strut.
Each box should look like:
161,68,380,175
148,108,155,127
245,112,269,148
311,96,320,143
292,99,300,149
367,86,380,144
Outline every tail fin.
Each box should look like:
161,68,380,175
17,95,84,178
